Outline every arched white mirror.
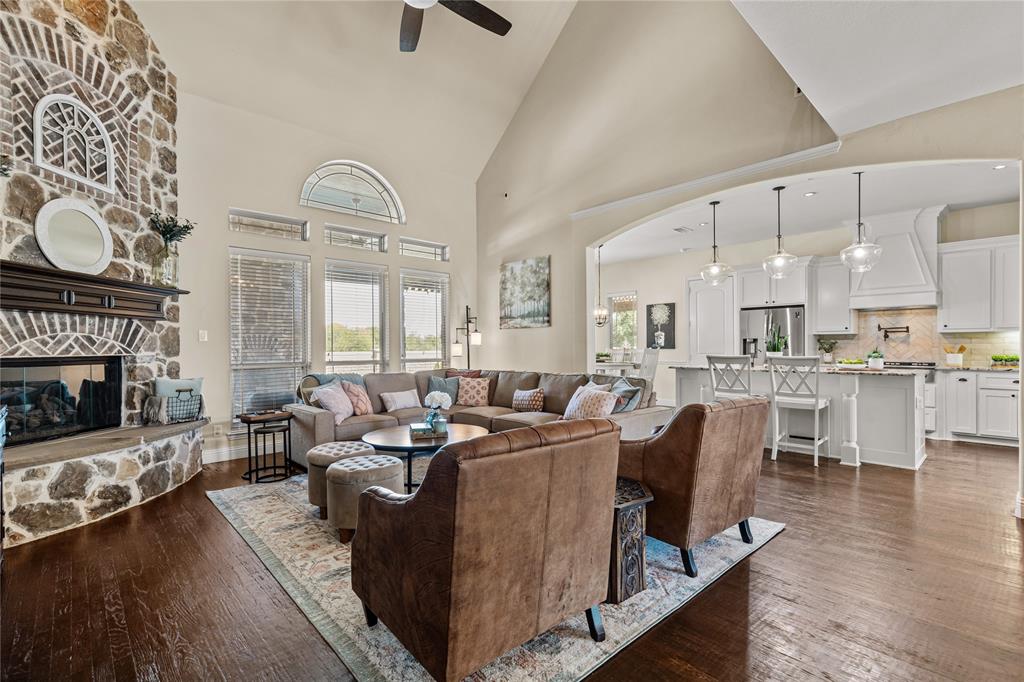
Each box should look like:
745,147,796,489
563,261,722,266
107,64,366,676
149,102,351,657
34,198,113,275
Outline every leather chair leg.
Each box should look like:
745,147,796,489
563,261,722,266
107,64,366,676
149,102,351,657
681,548,698,578
739,518,753,544
585,605,605,642
362,602,378,627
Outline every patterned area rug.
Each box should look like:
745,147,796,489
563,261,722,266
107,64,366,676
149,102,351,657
208,470,784,682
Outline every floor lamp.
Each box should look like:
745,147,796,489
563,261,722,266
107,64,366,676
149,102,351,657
452,305,482,369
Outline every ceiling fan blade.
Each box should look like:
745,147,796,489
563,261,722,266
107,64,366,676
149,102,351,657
439,0,511,36
400,4,424,52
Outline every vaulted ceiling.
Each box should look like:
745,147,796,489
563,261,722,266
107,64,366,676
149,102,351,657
135,1,575,179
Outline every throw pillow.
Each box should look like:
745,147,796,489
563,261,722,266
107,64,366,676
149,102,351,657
341,380,373,416
428,375,460,405
312,382,354,424
446,369,482,378
512,388,545,412
456,377,490,406
609,378,643,413
302,379,340,408
381,388,420,412
563,387,619,420
583,380,613,392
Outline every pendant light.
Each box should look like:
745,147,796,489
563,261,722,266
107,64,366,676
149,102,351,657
593,244,609,327
762,185,797,279
840,171,883,273
700,200,733,285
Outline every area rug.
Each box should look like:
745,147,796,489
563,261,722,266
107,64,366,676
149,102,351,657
208,474,783,681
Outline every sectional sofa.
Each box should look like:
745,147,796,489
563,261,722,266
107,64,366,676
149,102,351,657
286,368,673,467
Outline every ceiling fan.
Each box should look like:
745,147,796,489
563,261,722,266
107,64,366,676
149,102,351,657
400,0,512,52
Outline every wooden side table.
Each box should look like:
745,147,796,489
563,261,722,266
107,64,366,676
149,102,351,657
237,411,294,483
607,477,654,604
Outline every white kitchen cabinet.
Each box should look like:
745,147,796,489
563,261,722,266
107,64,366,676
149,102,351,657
688,276,735,365
978,388,1018,439
993,244,1020,329
811,259,855,334
946,371,977,434
938,248,992,332
737,269,770,307
737,262,808,308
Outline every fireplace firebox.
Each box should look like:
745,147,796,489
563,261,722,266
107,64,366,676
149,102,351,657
1,356,122,446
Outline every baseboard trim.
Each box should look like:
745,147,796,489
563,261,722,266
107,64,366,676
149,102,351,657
204,442,248,463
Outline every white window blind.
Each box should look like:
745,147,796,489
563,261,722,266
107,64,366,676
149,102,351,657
229,208,309,241
325,260,388,374
229,249,310,423
399,237,449,262
324,224,387,252
609,292,638,350
400,269,450,372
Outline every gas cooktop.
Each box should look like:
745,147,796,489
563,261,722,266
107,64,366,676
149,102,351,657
883,361,937,368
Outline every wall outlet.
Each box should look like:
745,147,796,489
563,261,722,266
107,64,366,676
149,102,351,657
198,329,209,342
213,424,223,437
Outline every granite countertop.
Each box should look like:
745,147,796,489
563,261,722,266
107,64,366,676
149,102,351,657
669,365,918,376
933,366,1020,373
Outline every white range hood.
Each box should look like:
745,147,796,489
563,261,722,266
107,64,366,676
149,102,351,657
849,206,944,310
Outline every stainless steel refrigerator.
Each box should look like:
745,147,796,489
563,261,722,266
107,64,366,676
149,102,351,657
739,306,805,364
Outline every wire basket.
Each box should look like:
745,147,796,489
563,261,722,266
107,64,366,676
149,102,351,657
166,388,202,423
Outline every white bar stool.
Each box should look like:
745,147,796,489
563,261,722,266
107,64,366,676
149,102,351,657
707,355,753,400
767,356,831,466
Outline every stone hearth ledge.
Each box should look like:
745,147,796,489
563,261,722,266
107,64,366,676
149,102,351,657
3,420,208,547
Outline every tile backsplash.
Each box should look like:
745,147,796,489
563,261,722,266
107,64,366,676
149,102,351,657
818,308,1018,368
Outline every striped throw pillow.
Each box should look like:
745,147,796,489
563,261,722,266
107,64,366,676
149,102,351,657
512,388,545,412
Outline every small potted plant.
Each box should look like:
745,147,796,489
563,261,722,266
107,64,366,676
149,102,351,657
149,210,196,287
837,357,867,370
766,325,788,358
1008,354,1020,368
817,339,838,364
992,354,1006,367
423,390,452,433
867,347,884,370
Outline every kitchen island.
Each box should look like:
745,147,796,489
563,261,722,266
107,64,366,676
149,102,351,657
672,365,926,469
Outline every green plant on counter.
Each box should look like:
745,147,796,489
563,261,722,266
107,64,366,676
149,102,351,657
837,358,866,365
992,354,1020,365
817,339,838,354
867,347,884,359
766,325,788,353
596,352,611,361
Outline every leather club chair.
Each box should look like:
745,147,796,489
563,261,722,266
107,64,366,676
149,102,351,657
617,396,770,578
351,419,621,682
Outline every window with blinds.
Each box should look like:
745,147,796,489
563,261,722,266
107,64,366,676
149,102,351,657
229,208,309,241
400,269,450,372
325,260,388,374
229,249,310,424
609,292,638,350
399,237,449,262
324,224,387,252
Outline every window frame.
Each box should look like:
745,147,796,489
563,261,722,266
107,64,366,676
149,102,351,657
399,237,450,262
399,268,451,372
229,207,310,242
324,258,389,375
324,223,388,253
608,290,639,350
300,160,406,225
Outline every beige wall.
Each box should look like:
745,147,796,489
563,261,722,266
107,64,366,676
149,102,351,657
475,1,834,373
942,201,1020,242
175,93,477,455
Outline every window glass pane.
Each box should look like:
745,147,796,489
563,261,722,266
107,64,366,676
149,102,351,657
229,209,308,241
324,224,387,252
610,293,638,349
401,269,449,371
399,237,449,262
300,161,405,225
229,250,310,422
326,260,388,374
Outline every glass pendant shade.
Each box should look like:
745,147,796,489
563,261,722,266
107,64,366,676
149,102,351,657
843,172,883,273
701,200,733,285
593,301,609,327
451,342,464,357
763,248,798,279
840,238,883,273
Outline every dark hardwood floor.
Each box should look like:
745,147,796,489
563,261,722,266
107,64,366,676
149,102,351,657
3,440,1022,680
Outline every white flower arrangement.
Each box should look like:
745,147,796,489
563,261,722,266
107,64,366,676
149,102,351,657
424,391,453,410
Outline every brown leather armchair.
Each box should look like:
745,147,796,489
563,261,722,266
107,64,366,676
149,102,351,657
617,396,769,578
351,419,621,682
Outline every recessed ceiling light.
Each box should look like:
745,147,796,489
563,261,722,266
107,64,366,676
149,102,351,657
804,191,817,197
993,164,1007,170
699,222,709,227
679,247,691,253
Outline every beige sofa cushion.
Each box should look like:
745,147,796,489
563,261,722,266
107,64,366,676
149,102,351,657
493,371,540,408
334,413,399,441
538,373,588,414
387,406,429,425
449,405,515,430
491,411,562,432
364,373,418,414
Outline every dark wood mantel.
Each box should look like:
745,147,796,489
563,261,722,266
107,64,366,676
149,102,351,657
0,260,189,321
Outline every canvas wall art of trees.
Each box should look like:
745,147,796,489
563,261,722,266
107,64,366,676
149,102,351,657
499,256,551,329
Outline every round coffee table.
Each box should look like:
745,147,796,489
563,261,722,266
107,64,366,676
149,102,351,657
361,423,489,493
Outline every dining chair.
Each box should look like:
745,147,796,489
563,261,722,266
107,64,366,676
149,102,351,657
707,355,753,400
628,349,659,383
611,348,625,363
766,355,831,467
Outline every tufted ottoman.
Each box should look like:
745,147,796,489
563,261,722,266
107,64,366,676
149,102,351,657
326,454,404,542
307,441,376,519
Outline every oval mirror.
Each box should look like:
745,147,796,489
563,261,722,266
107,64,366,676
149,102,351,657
34,198,113,275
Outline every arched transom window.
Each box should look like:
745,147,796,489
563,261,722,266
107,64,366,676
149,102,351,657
33,94,115,193
300,160,406,225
